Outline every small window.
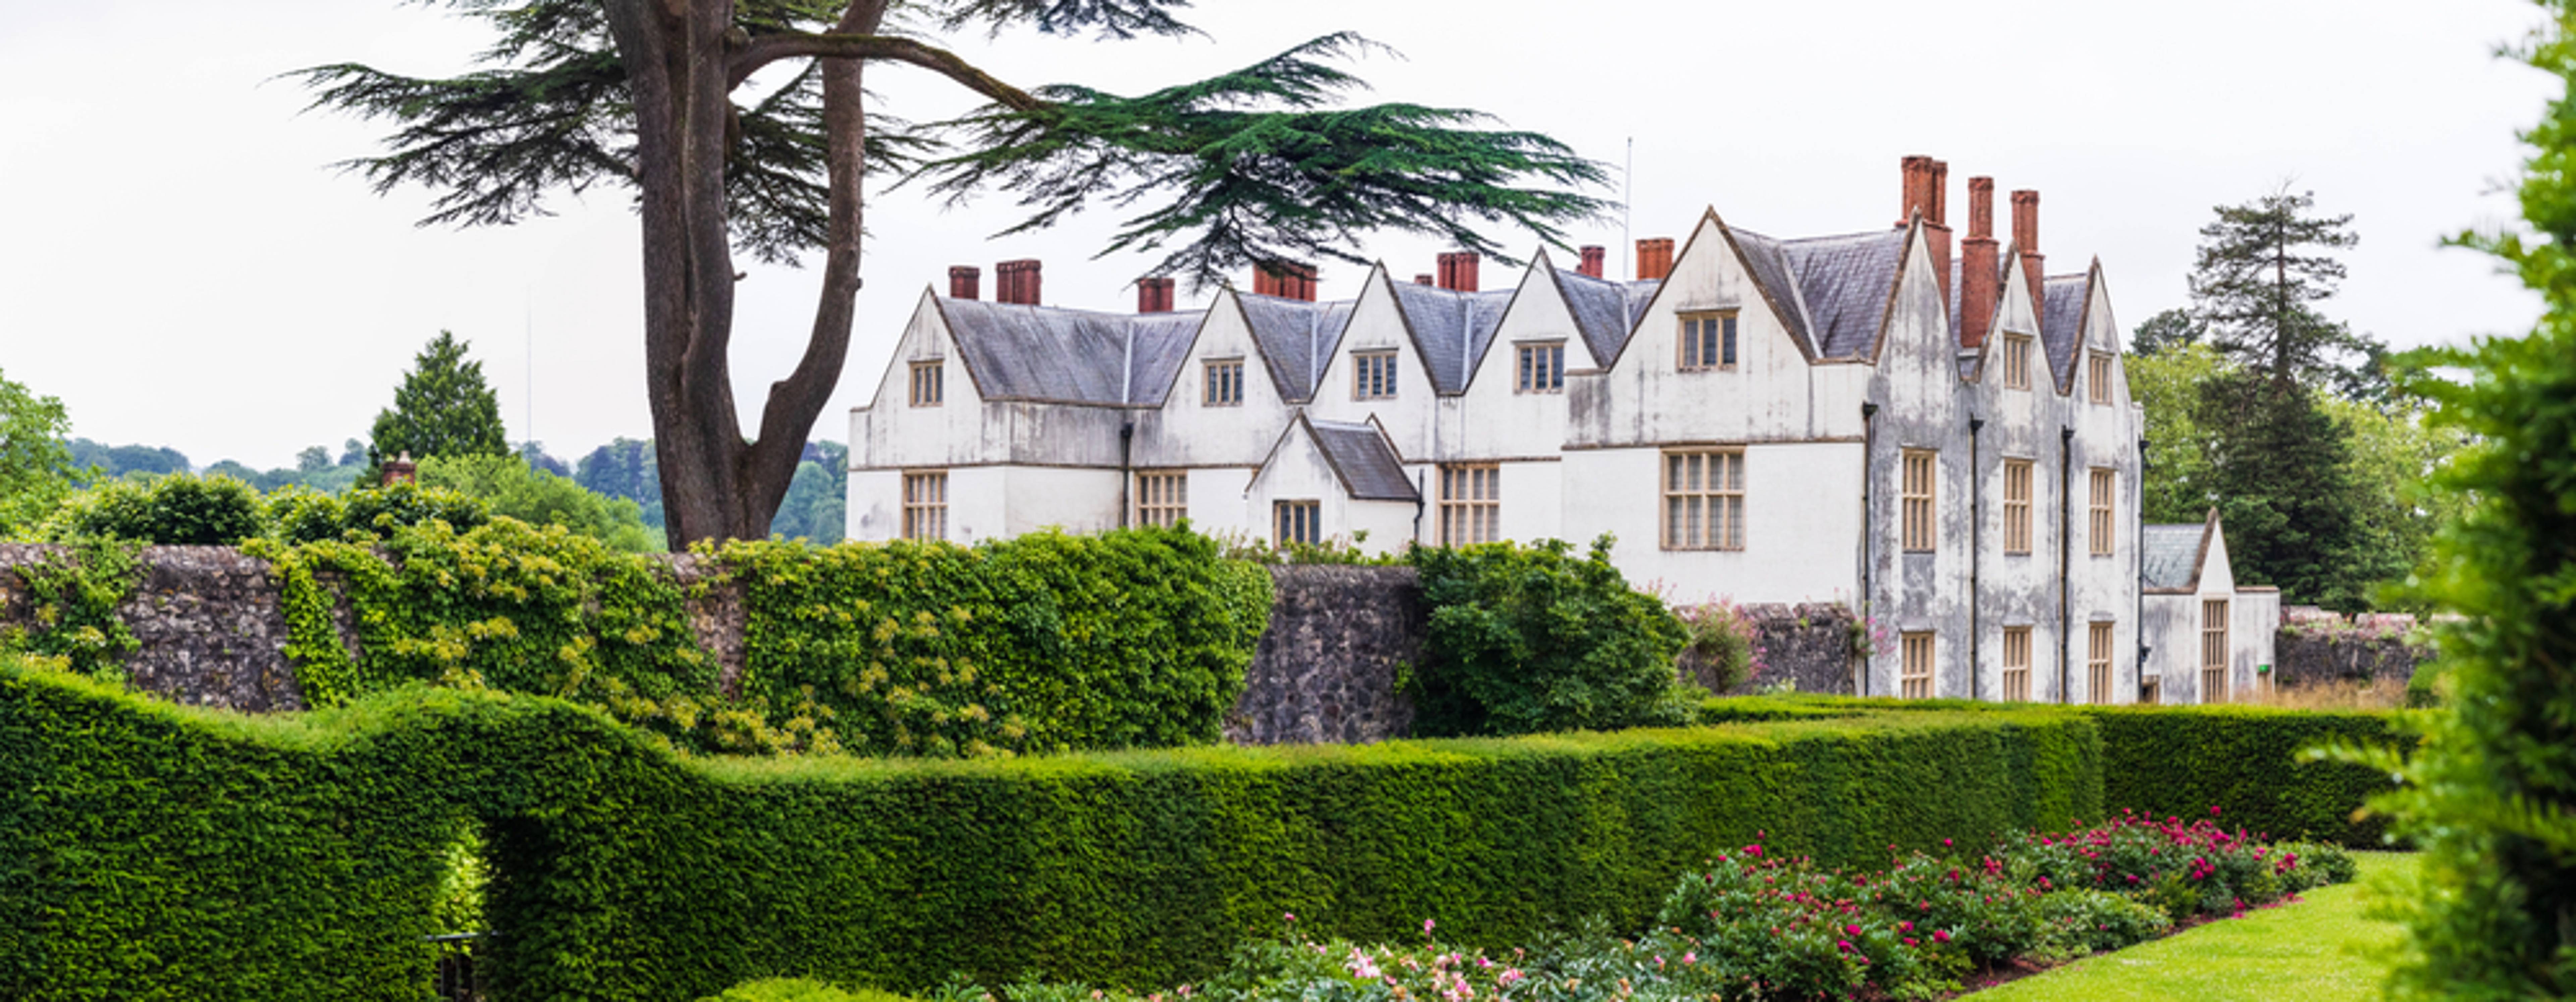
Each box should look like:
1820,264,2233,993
2089,352,2114,404
1203,359,1244,406
902,471,948,540
2001,333,2033,390
1900,632,1934,699
1353,351,1398,400
1901,450,1936,552
1274,500,1321,546
1679,313,1739,371
1439,464,1502,546
2089,468,2115,557
1662,449,1745,551
1136,470,1188,528
1516,342,1566,394
2201,598,2230,703
909,360,945,407
2002,458,2033,555
2001,626,2032,702
2089,621,2115,705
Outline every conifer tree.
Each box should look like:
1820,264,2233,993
2189,187,2376,389
298,0,1611,546
369,332,510,467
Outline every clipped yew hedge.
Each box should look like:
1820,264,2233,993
2084,704,2407,846
3,659,2102,1002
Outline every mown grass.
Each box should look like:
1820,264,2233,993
1973,851,2416,1000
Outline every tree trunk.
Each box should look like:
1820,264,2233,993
603,0,875,548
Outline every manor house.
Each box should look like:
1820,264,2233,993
845,156,2277,705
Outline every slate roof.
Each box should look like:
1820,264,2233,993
2040,274,2090,391
1307,418,1418,501
936,297,1206,406
1779,229,1909,359
1236,292,1357,403
2141,521,2211,591
1549,267,1659,366
1388,281,1517,393
1727,229,1818,356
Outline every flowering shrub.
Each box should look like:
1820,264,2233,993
1673,600,1764,693
963,816,2349,1002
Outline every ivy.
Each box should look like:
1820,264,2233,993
0,537,143,679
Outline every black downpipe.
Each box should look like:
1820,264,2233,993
2059,426,2075,704
1859,401,1879,697
1117,422,1135,529
1968,416,1985,700
2136,436,2152,701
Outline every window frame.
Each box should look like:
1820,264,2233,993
2088,352,2115,405
2201,598,2231,703
1274,499,1322,547
1901,450,1936,553
2001,332,2034,391
908,359,945,407
901,470,948,541
1438,463,1503,547
1352,350,1399,401
2089,467,2115,557
2001,626,2033,702
1900,631,1934,699
2002,458,2034,555
1202,358,1245,407
1135,469,1188,528
1515,341,1567,394
1677,311,1740,372
1660,448,1746,551
2088,621,2115,705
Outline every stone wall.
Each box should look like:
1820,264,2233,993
0,545,307,711
1675,603,1859,696
1227,565,1421,745
2272,610,2434,688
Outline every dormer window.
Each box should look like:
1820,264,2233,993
909,359,945,406
1353,351,1398,400
1679,312,1738,371
2001,333,2033,390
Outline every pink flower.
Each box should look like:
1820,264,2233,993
1681,952,1696,965
1844,924,1862,936
1933,930,1951,943
1285,913,1296,923
1836,940,1853,953
1424,919,1437,935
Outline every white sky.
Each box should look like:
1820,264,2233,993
0,0,2553,470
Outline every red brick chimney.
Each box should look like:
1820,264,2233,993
1897,156,1952,311
2011,190,2044,308
1138,276,1175,313
1253,262,1319,301
1960,177,1999,349
1578,245,1606,278
949,265,980,300
1635,238,1674,281
1415,274,1435,286
1436,252,1480,292
996,259,1042,305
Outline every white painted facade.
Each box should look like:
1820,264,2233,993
848,160,2275,703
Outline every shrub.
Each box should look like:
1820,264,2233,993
54,474,264,545
418,453,658,553
703,980,909,1002
2085,704,2404,846
1408,537,1692,736
1672,600,1759,693
333,481,492,540
0,537,142,678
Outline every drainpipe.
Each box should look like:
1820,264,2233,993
1118,421,1135,529
1968,415,1984,700
1411,468,1428,543
2136,436,2151,702
1859,401,1879,697
2059,426,2074,704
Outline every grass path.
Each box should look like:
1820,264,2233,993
1971,852,2416,1001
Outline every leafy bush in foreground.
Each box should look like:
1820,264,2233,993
1409,536,1692,736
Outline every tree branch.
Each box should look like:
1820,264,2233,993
727,33,1046,112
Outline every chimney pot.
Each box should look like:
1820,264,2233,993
1636,238,1675,281
1898,155,1936,227
2010,190,2043,307
1138,276,1174,313
1967,177,1995,240
949,265,981,301
1578,245,1606,278
1929,160,1949,227
1961,177,1999,349
1415,274,1435,286
1435,252,1480,292
996,259,1042,305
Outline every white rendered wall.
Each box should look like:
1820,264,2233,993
1306,269,1441,460
1564,441,1864,605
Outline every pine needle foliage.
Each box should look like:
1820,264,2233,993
368,331,510,466
2316,3,2576,995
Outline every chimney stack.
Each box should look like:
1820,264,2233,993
1960,177,1999,348
1578,245,1607,278
1897,155,1936,227
1253,262,1319,301
996,259,1042,305
1138,276,1175,313
1635,238,1674,281
949,265,981,301
2011,190,2044,308
1415,274,1435,286
1436,252,1481,292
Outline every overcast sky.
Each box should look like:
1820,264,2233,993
0,0,2553,471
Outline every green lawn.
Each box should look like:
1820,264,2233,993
1972,852,2416,1001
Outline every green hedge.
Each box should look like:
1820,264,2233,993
2083,704,2408,846
1,659,2101,1001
